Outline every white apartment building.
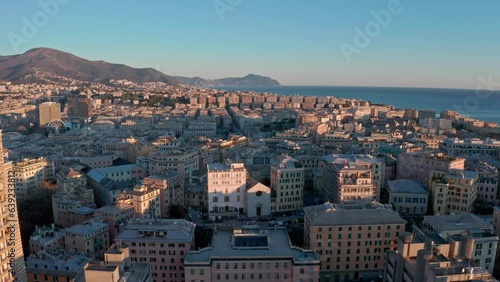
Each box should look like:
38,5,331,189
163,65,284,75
13,157,52,200
207,162,247,220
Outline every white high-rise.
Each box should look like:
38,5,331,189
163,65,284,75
207,162,247,220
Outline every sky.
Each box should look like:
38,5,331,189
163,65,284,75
1,0,499,88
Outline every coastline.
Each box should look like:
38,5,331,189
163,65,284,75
209,85,500,124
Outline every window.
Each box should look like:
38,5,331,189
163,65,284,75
213,197,218,203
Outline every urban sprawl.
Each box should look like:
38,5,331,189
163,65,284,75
1,79,500,282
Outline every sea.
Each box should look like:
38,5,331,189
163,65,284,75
210,86,500,124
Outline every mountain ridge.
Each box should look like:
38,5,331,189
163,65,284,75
174,74,281,87
0,48,281,87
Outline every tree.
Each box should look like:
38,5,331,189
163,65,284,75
18,188,56,257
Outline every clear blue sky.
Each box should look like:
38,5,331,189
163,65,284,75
1,0,499,88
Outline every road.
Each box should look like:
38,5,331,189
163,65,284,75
187,206,304,229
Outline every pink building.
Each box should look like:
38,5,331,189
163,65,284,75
114,218,195,282
94,199,135,244
184,227,320,282
143,172,185,218
52,192,96,228
64,219,110,260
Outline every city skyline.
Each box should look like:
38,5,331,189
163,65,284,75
1,0,500,89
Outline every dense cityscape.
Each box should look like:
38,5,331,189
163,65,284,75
0,67,500,282
1,1,500,281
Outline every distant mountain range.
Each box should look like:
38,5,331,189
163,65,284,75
0,48,281,87
174,74,280,87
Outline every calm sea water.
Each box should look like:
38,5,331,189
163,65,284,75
211,86,500,124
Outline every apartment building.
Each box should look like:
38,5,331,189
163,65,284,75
322,162,376,204
184,227,320,282
94,199,135,244
29,225,65,255
143,172,185,218
429,170,478,215
396,152,465,187
26,250,90,282
56,167,88,193
304,201,406,281
12,157,52,200
88,164,146,183
64,219,110,260
475,163,499,204
113,219,195,282
440,138,500,159
121,184,161,219
52,192,96,228
0,130,27,281
384,232,495,282
102,138,138,163
140,150,199,180
207,162,247,220
323,154,386,201
270,155,304,212
83,243,152,281
419,214,498,272
38,101,61,127
387,179,429,216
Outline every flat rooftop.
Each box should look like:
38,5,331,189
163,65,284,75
184,228,319,265
387,179,428,194
304,202,406,226
65,220,108,236
114,219,195,243
424,213,491,232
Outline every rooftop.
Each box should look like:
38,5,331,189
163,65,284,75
424,214,492,232
114,219,195,243
272,155,303,170
304,201,406,226
26,249,90,275
387,179,428,194
184,228,320,265
64,220,108,236
207,162,245,172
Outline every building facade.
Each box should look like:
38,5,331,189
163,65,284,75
39,101,61,127
270,155,304,212
304,201,406,281
113,219,195,282
0,130,27,281
207,162,247,220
